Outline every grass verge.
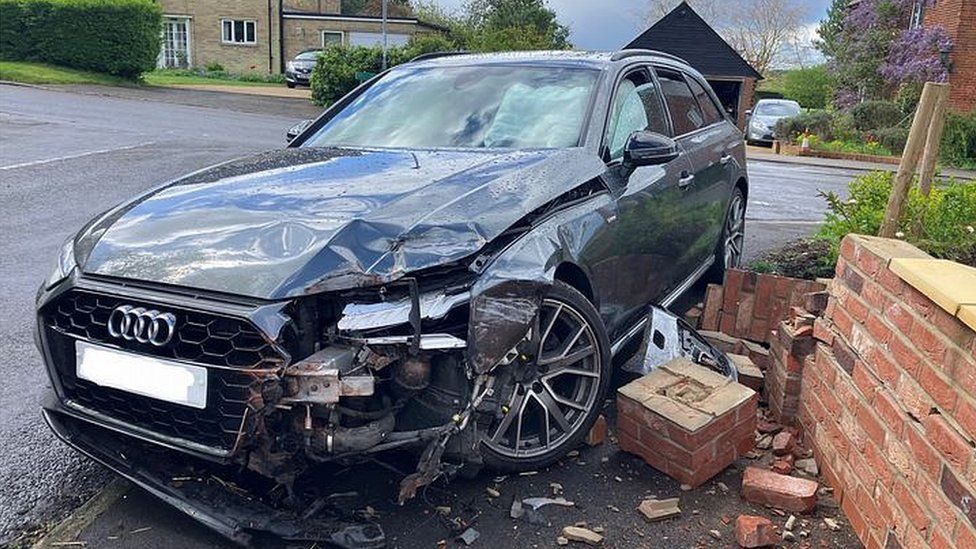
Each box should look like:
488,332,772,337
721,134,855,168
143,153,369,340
0,61,131,85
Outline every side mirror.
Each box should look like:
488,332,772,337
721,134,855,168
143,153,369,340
622,131,680,170
745,109,752,117
286,119,314,143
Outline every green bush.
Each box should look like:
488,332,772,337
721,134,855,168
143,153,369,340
850,100,904,131
0,0,161,78
941,111,976,170
310,34,457,106
781,65,833,110
873,127,909,155
774,111,835,142
816,171,976,267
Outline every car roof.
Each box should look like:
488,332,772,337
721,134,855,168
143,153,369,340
756,98,800,104
403,50,694,71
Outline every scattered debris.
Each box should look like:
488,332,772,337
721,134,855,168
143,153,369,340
586,414,608,446
709,529,722,540
637,498,682,522
49,543,86,548
744,450,763,460
556,536,569,546
510,499,524,520
518,471,539,477
782,530,796,542
785,514,797,531
561,526,604,546
550,482,564,495
795,458,819,476
129,527,153,535
522,497,575,510
716,481,730,494
756,435,773,450
772,455,794,475
607,505,620,513
741,467,818,513
735,515,778,548
757,419,783,434
592,526,605,534
772,432,795,456
729,353,764,391
824,518,841,531
680,484,693,491
486,487,501,498
458,527,480,546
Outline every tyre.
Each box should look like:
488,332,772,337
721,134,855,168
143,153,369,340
480,281,612,471
705,186,747,283
286,81,296,89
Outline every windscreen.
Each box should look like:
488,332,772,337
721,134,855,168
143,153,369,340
755,102,801,116
303,65,599,149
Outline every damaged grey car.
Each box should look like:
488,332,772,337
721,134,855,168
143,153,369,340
36,50,747,546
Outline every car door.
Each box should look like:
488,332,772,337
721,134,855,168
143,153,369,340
654,68,732,279
590,66,695,336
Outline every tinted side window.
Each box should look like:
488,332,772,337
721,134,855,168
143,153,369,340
655,68,704,136
687,77,724,126
605,70,670,161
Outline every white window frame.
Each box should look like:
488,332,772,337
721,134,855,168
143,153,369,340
321,30,344,47
221,19,257,45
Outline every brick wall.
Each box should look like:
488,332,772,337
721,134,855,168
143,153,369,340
701,269,826,345
925,0,976,112
797,234,976,549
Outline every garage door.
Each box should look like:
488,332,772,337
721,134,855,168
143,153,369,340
348,32,411,47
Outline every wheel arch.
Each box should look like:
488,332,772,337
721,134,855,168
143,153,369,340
554,262,594,303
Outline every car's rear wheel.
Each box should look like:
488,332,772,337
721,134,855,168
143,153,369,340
706,186,746,282
286,81,296,89
480,281,611,471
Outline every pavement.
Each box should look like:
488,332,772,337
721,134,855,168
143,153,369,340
161,83,313,100
746,145,976,181
1,82,863,548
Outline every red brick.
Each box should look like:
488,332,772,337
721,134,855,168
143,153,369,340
813,318,835,345
853,362,880,402
925,414,973,471
865,314,892,346
839,237,857,263
842,489,869,539
918,363,957,413
885,301,915,337
869,347,900,388
929,305,975,351
724,270,744,309
930,527,954,549
889,334,923,378
886,437,916,482
916,475,958,528
879,267,906,296
896,378,935,422
904,423,943,481
893,480,932,534
854,483,885,532
865,441,894,488
740,466,818,513
874,390,905,437
735,515,778,548
910,320,949,366
701,284,723,330
857,402,887,446
903,286,935,320
956,397,976,441
585,414,607,446
833,306,855,343
862,280,888,311
956,522,976,549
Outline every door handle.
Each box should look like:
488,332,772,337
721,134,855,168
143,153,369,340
720,154,733,165
678,172,695,189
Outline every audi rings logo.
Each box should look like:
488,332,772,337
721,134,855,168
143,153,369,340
107,305,177,346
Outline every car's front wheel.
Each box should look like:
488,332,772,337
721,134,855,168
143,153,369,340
480,281,611,471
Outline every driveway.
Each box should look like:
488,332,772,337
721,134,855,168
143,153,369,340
0,83,857,547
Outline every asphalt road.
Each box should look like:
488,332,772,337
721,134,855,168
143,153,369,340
0,83,858,547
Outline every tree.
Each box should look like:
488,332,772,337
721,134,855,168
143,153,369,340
467,0,571,50
814,0,847,59
825,0,950,107
644,0,809,75
781,65,833,109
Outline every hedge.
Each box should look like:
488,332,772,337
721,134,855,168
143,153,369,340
941,110,976,170
0,0,161,78
850,100,904,132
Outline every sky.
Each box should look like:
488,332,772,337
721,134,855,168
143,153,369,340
431,0,833,66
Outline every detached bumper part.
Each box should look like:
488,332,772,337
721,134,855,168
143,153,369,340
42,396,386,549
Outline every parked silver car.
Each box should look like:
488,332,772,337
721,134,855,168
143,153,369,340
285,49,320,88
745,99,801,145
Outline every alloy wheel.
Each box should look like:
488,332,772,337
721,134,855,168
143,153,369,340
724,193,746,269
483,298,603,459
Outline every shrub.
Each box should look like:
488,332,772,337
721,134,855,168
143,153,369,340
940,110,976,170
781,65,833,110
816,171,976,267
0,0,161,78
850,100,904,131
774,111,834,142
205,61,225,72
874,127,909,155
310,34,458,106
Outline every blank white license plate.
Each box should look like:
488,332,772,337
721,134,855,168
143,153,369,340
75,341,208,409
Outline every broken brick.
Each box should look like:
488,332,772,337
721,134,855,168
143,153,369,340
637,498,681,522
771,454,794,475
772,431,795,456
735,515,778,548
741,467,818,513
585,414,607,446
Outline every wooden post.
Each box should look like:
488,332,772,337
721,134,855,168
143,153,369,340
880,82,939,238
918,83,950,197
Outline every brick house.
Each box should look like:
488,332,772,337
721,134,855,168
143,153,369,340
922,0,976,112
156,0,442,75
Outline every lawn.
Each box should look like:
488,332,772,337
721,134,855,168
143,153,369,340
0,61,283,88
0,61,131,85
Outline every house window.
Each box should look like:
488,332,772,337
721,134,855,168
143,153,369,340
221,19,256,44
322,30,343,47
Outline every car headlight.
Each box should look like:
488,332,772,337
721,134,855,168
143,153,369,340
286,61,296,71
44,236,77,290
750,119,767,131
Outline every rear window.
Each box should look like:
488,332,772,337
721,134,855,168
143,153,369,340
687,77,724,126
296,51,320,60
655,68,704,136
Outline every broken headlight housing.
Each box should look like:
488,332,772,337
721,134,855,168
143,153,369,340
44,236,77,290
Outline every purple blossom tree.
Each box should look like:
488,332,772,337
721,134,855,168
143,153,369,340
880,25,951,85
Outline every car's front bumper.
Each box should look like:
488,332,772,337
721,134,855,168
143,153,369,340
285,70,311,85
42,391,386,548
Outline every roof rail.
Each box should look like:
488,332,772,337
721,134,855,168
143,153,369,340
610,49,688,65
408,51,469,63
